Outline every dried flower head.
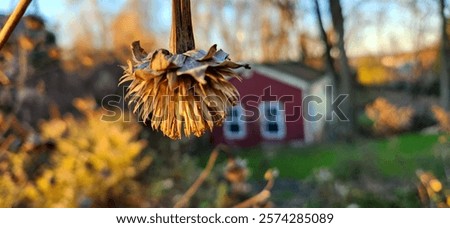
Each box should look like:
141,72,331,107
120,41,249,139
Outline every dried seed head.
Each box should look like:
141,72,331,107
120,41,250,139
224,158,249,183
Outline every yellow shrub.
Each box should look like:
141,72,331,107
0,98,151,207
1,99,234,208
24,99,152,207
0,174,25,207
0,114,31,207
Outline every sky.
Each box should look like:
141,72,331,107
0,0,444,57
0,0,170,46
300,0,441,56
0,0,117,46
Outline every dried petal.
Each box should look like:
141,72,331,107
198,44,217,61
131,41,148,63
151,50,171,71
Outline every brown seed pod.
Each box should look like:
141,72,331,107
119,41,250,139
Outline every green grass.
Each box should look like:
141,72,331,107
375,134,444,177
224,133,443,180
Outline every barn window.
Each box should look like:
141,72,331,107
224,104,246,140
259,101,286,139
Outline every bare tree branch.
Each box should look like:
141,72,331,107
0,0,32,51
313,0,338,83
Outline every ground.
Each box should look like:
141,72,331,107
238,133,443,179
200,133,445,207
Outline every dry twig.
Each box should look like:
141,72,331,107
174,145,227,208
0,71,10,85
233,169,277,208
0,0,32,50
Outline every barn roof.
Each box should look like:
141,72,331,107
260,61,325,82
243,61,330,90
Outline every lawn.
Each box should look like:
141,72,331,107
228,133,444,180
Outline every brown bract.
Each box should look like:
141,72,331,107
119,41,250,139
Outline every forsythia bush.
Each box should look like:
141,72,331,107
1,99,255,208
0,113,33,207
0,151,29,207
0,99,151,207
365,98,414,135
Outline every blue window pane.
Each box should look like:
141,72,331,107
230,124,240,133
267,123,279,132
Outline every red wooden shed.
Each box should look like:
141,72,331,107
212,62,332,147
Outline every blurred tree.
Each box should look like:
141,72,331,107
439,0,449,110
329,0,355,139
110,0,156,61
63,0,104,71
192,0,298,62
313,0,337,83
266,0,297,62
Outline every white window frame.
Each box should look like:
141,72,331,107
223,104,247,140
259,101,286,140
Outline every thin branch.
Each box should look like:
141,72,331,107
233,190,271,208
0,71,10,85
0,135,16,153
233,169,277,208
174,144,226,208
0,0,33,51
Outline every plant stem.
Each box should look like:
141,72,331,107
170,0,195,54
174,145,225,208
233,169,276,208
0,0,32,51
233,190,271,208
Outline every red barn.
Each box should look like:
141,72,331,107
212,62,332,147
